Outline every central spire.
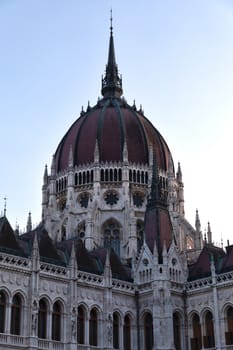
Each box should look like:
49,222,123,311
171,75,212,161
101,12,123,98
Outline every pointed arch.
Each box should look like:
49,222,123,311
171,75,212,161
123,314,131,350
77,305,86,344
103,219,121,256
0,291,7,333
225,305,233,345
113,311,120,349
10,293,22,335
203,310,215,348
191,313,202,350
173,312,181,350
144,312,153,350
52,301,62,341
89,308,98,346
38,298,48,339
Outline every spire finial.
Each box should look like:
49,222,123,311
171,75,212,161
101,14,123,98
110,9,113,35
3,196,7,217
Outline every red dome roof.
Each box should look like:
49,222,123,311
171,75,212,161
54,27,173,174
55,98,172,173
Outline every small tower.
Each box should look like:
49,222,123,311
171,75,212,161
27,212,32,232
207,222,212,244
195,209,203,250
176,162,185,216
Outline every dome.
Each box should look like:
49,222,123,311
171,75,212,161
55,99,172,172
54,27,173,174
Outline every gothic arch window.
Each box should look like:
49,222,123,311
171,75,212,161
52,301,62,341
141,171,144,183
119,169,122,181
129,170,132,182
77,305,85,344
0,291,6,333
225,306,233,345
89,308,98,346
144,312,153,350
123,314,131,350
191,313,202,350
114,169,118,181
10,294,22,335
113,312,120,349
137,220,144,253
103,220,121,256
133,170,136,182
101,169,104,181
38,298,47,339
173,312,181,350
203,311,215,348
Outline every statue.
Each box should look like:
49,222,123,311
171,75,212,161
71,307,76,339
31,300,38,335
107,313,113,344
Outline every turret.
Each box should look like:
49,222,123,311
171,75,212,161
27,212,32,232
195,209,203,250
176,162,185,216
207,222,212,244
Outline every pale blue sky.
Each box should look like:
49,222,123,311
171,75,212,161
0,0,233,245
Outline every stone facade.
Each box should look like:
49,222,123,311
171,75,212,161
0,23,233,350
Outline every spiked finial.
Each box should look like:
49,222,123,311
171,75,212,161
101,12,123,98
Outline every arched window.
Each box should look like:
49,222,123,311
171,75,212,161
77,306,85,344
38,299,47,339
52,301,62,341
191,313,202,350
110,169,113,182
144,313,153,350
123,314,131,350
101,169,104,182
137,220,144,253
89,308,98,346
114,169,118,182
226,306,233,345
203,311,215,348
113,312,120,349
103,220,121,256
133,170,136,183
0,291,6,333
10,294,21,335
173,312,181,350
75,173,78,186
118,169,122,182
129,170,132,182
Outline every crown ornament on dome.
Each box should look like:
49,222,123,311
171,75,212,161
101,11,123,98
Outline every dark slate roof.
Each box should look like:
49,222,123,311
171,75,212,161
188,243,226,281
20,224,65,266
57,239,132,281
219,244,233,273
0,216,25,256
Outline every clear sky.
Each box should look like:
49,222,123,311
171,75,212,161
0,0,233,246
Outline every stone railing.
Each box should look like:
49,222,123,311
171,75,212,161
40,262,67,277
76,346,103,350
112,279,135,292
186,276,212,291
0,252,31,271
77,271,103,286
38,339,65,349
0,333,25,346
216,271,233,285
